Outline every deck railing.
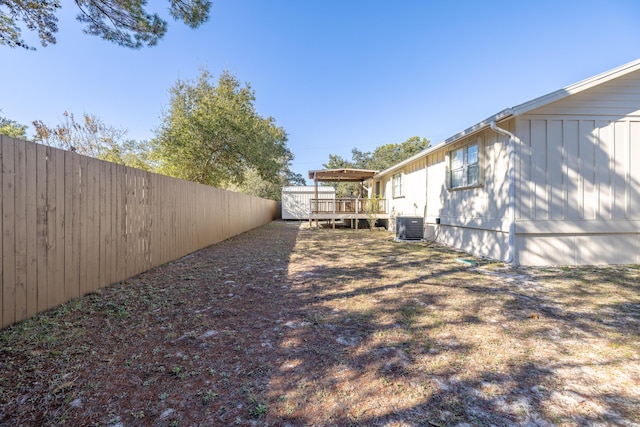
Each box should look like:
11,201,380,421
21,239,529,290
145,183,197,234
310,198,387,215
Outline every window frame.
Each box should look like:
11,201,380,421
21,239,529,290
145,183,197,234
446,139,483,190
392,173,403,198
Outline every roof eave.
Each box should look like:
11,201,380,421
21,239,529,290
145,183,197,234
373,58,640,180
374,108,514,178
512,58,640,116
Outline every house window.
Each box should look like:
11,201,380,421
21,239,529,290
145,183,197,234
392,173,403,198
449,142,479,188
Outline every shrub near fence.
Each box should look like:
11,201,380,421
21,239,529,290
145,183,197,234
0,136,280,330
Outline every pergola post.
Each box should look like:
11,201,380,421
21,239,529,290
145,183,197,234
306,168,381,231
314,174,319,228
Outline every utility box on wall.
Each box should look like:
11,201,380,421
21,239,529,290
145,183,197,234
396,216,424,240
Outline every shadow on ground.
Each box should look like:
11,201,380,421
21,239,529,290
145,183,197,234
0,221,638,426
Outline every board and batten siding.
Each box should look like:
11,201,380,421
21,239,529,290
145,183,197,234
373,64,640,265
514,68,640,265
515,117,640,264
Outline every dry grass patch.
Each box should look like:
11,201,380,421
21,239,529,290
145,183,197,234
1,221,639,426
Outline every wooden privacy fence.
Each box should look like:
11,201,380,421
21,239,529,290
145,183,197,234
0,136,280,329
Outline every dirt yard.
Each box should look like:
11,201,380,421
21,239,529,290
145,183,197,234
1,221,639,426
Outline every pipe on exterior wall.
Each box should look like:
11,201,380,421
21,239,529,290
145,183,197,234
490,121,516,264
424,155,429,236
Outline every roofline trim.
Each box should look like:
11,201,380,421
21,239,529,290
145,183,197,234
373,109,513,178
373,58,640,179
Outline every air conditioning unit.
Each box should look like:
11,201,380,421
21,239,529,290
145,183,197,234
396,216,424,240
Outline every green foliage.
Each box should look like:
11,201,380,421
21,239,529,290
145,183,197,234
152,68,299,196
250,403,267,419
0,0,59,49
33,111,151,169
1,0,210,50
363,193,384,230
322,154,361,198
33,111,122,156
228,163,305,200
0,123,27,139
351,136,430,171
201,389,217,405
0,113,28,139
100,139,154,171
324,136,429,197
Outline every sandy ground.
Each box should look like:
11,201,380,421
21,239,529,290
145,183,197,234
1,221,639,426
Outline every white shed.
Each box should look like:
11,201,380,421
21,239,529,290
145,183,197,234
281,186,335,220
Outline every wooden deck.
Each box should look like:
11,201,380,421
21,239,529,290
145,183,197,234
308,198,388,228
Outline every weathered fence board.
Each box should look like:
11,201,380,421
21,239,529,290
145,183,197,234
15,139,27,323
3,140,16,326
25,141,37,318
36,144,48,313
53,146,66,310
0,136,280,329
78,154,89,297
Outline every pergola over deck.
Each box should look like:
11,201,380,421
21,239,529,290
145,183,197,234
307,168,388,228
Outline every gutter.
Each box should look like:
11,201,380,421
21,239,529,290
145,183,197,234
375,59,640,181
374,108,514,179
489,121,516,265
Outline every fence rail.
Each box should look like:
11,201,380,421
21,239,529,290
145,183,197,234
0,136,280,329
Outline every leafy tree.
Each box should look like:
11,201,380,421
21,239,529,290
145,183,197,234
152,68,295,194
0,112,28,139
323,136,430,197
285,168,306,188
100,138,153,170
33,111,151,169
0,0,211,50
351,136,430,171
322,152,363,198
230,153,306,201
323,152,365,196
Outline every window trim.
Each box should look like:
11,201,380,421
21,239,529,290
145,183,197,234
392,173,404,198
446,138,484,190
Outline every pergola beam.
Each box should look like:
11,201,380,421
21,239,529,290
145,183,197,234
307,168,380,228
308,168,378,183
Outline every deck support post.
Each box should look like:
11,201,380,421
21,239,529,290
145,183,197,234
313,174,319,228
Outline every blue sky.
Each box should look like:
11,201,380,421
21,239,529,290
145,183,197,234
1,0,639,184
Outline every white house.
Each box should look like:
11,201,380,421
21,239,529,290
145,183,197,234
372,59,640,266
